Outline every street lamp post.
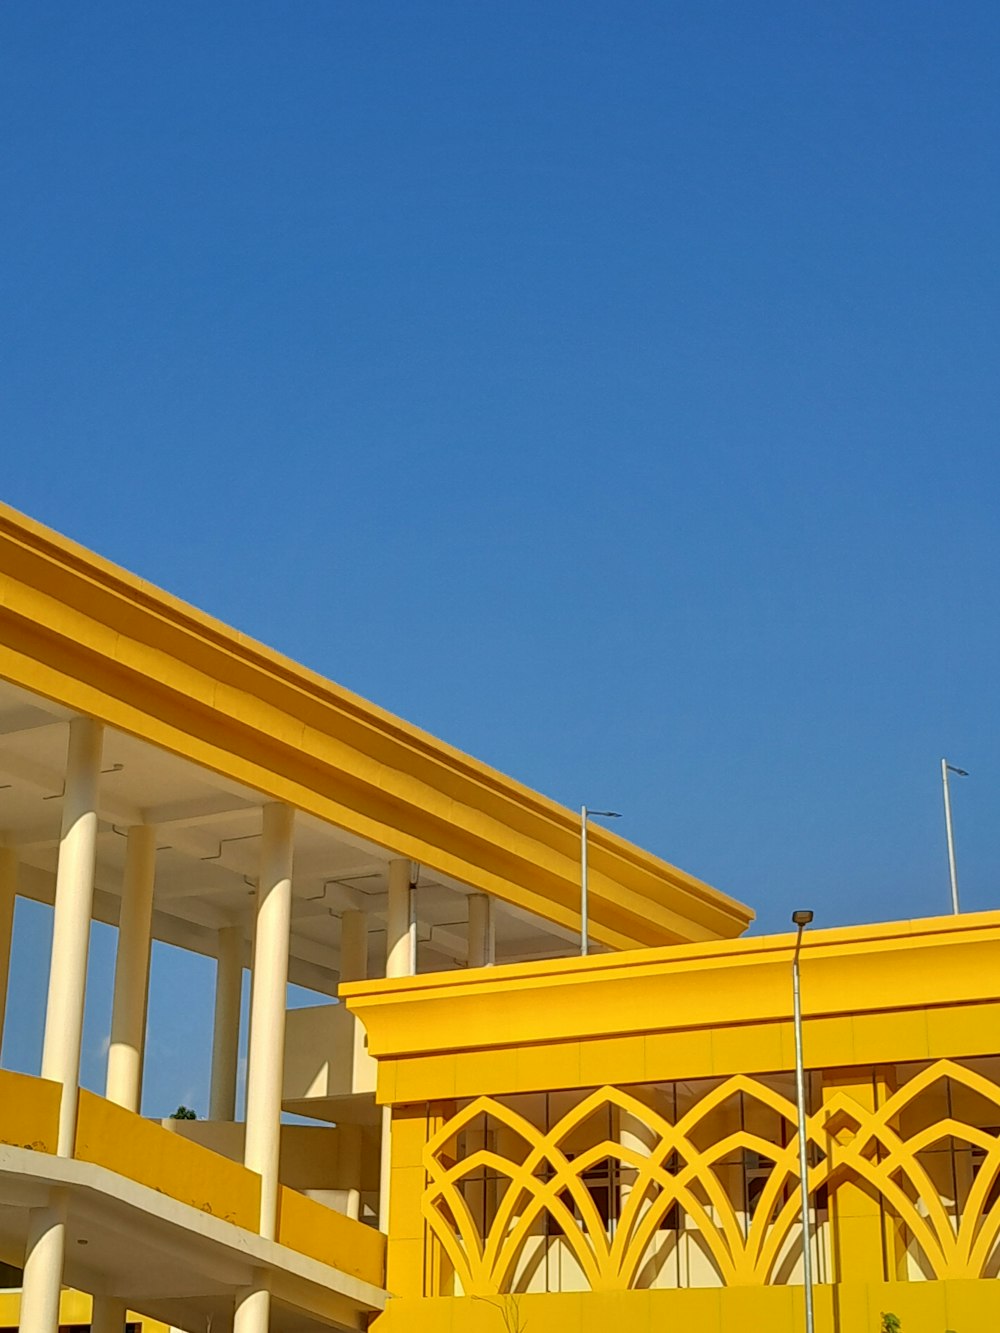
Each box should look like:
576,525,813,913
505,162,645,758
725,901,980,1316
580,806,620,956
791,909,815,1333
941,758,968,915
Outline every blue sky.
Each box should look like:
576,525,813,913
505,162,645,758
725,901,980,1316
1,4,998,1112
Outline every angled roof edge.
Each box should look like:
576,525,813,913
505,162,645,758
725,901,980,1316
0,501,754,948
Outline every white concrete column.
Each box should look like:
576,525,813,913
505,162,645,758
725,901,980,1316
380,858,415,1232
467,893,495,968
210,924,244,1121
244,803,294,1241
106,825,157,1111
18,1195,67,1333
41,717,103,1156
90,1296,127,1333
340,1122,363,1221
385,858,413,979
232,1279,269,1333
341,909,369,1106
339,910,368,984
0,848,16,1061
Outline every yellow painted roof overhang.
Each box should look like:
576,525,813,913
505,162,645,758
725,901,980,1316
344,910,1000,1101
0,501,753,949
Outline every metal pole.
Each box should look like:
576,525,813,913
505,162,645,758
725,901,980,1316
792,923,815,1333
580,805,589,956
941,758,960,914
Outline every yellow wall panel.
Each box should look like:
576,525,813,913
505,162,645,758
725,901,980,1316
579,1035,646,1086
515,1041,582,1092
0,1070,59,1154
385,1237,425,1300
395,1054,457,1103
454,1048,519,1099
389,1107,429,1171
388,1167,426,1242
944,1277,1000,1328
926,1000,1000,1058
850,1009,929,1065
0,1289,168,1332
74,1090,261,1229
276,1185,386,1287
795,1013,857,1069
641,1028,714,1082
374,1282,1000,1333
711,1021,784,1076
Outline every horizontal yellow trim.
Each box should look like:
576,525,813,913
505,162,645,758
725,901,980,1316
276,1185,385,1288
371,1280,1000,1333
345,910,1000,1101
0,1070,59,1154
74,1090,262,1229
0,502,752,948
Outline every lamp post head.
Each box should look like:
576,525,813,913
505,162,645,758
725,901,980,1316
792,910,814,928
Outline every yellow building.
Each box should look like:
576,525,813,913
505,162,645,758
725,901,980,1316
0,501,997,1333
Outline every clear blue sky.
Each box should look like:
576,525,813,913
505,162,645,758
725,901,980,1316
1,4,998,1110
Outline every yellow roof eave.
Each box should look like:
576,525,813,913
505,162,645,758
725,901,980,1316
0,501,753,948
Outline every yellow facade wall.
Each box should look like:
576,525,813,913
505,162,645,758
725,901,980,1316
74,1090,262,1229
0,1070,59,1154
276,1185,386,1287
351,912,1000,1322
0,1289,170,1333
346,911,1000,1104
0,1081,386,1291
373,1281,1000,1333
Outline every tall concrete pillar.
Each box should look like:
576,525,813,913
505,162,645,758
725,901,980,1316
41,716,103,1156
233,1280,269,1333
24,721,102,1333
18,1195,67,1333
385,858,413,979
243,803,294,1240
339,909,368,983
90,1297,127,1333
210,924,243,1121
106,825,157,1111
0,848,16,1061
